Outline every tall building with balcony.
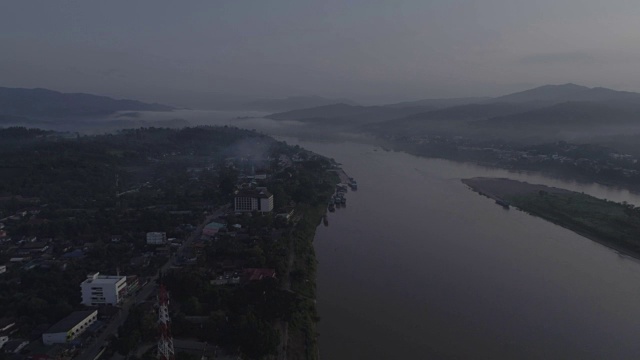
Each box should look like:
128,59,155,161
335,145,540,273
234,188,274,213
80,272,127,306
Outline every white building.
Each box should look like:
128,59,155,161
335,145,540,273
234,188,274,213
0,265,6,274
80,272,127,306
146,232,167,245
0,336,8,350
42,310,98,345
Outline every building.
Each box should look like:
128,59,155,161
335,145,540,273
0,265,6,274
275,207,295,221
234,188,274,213
202,222,225,237
0,336,7,350
146,232,167,245
42,310,97,345
80,272,127,306
243,268,276,282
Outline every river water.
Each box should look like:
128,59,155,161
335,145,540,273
132,109,640,359
284,139,640,360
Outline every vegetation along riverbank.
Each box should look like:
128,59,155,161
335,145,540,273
463,177,640,259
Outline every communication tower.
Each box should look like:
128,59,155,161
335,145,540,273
157,285,175,360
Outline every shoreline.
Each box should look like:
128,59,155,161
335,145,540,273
283,168,341,360
462,177,640,262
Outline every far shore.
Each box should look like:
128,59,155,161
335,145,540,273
462,177,640,262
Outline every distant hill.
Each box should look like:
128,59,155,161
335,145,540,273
366,103,538,134
362,84,640,139
477,101,640,128
266,103,437,126
489,83,640,105
385,97,491,109
243,96,358,112
0,87,173,119
398,103,535,122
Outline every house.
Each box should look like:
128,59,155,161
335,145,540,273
62,249,85,260
146,232,167,245
243,268,276,282
0,336,7,351
16,241,49,255
80,273,127,306
42,310,98,345
0,265,6,275
211,271,241,286
275,207,295,221
234,188,274,213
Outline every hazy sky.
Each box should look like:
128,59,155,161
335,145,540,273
2,0,640,105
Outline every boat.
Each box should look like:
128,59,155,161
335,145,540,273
348,179,358,190
328,203,335,212
495,199,510,209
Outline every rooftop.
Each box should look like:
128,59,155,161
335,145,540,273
45,310,97,333
236,188,272,199
244,268,276,281
204,222,226,229
82,272,125,285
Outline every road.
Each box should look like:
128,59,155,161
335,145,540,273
76,206,229,360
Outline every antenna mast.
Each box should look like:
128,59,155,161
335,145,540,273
157,285,175,360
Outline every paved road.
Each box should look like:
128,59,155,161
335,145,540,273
76,206,229,360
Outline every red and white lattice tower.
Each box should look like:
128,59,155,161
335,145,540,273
157,285,175,360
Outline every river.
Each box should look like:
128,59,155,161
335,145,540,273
282,139,640,360
132,109,640,358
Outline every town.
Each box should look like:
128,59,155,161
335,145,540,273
0,126,341,360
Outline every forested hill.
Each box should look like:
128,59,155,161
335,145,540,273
0,126,271,209
0,86,173,118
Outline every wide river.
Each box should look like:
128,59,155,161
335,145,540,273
131,110,640,359
285,138,640,360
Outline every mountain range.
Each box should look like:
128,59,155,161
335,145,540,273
0,87,173,119
266,83,640,141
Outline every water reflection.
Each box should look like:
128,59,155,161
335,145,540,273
293,140,640,360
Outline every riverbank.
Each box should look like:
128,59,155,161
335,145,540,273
463,177,640,260
380,138,640,195
283,169,340,360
